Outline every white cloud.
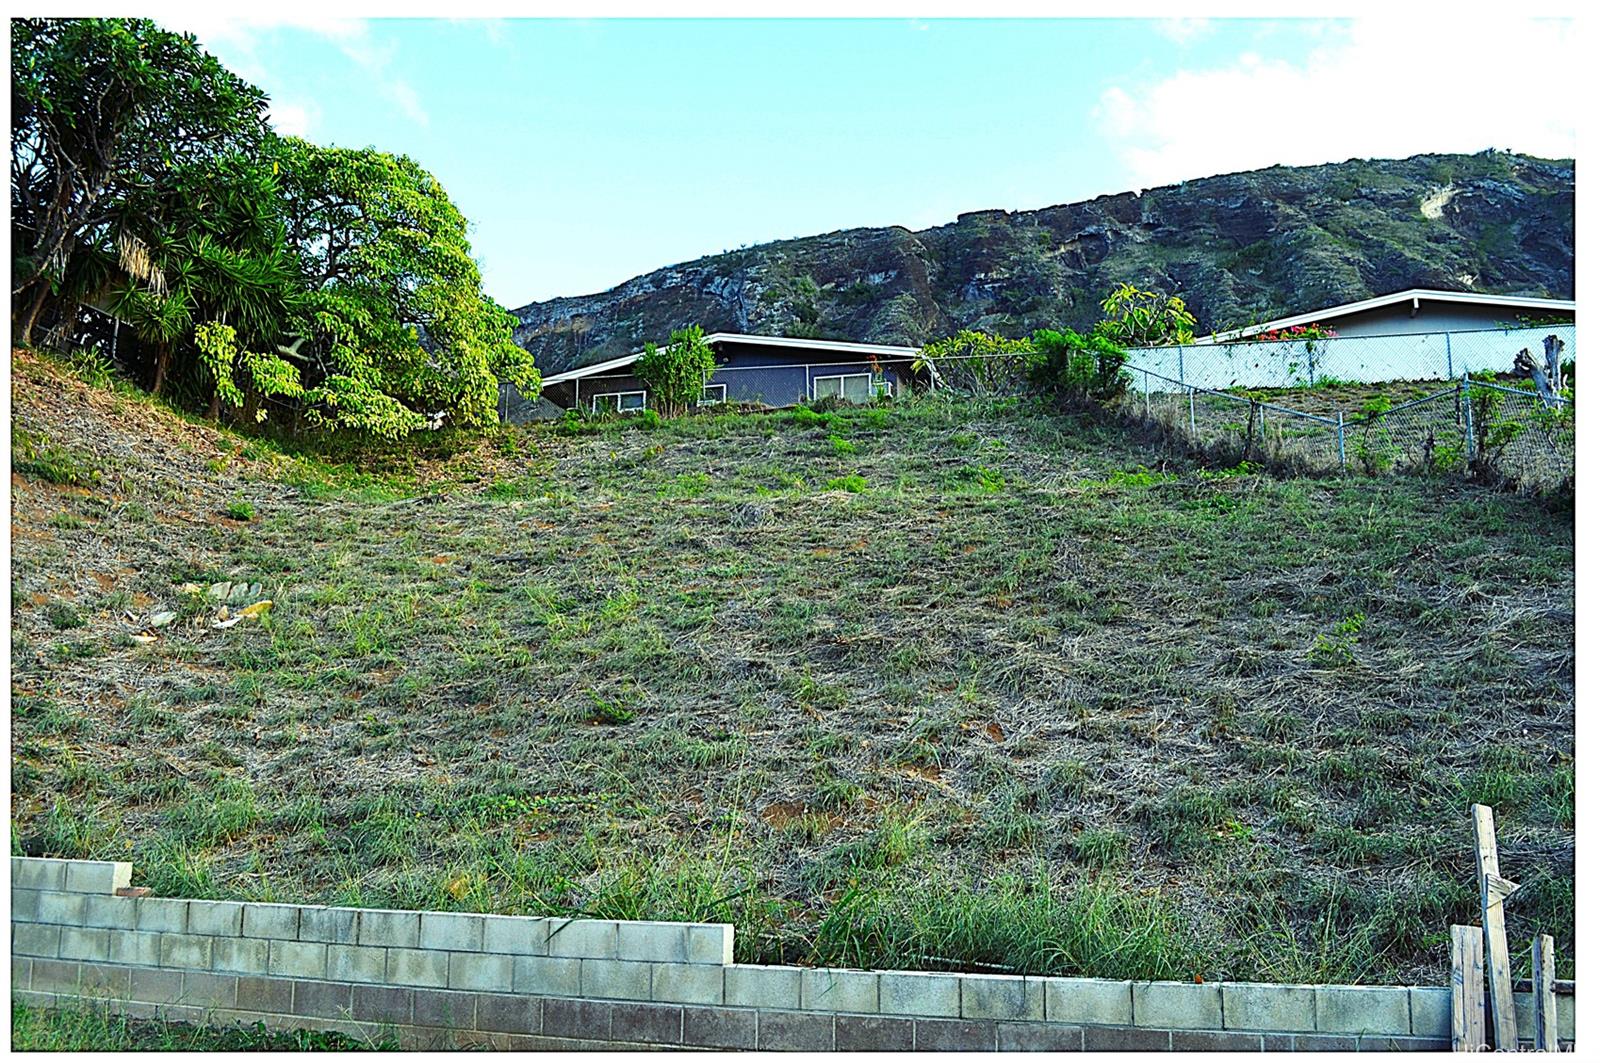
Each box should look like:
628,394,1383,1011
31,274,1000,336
1155,18,1212,45
1098,18,1577,190
267,98,321,138
178,16,428,132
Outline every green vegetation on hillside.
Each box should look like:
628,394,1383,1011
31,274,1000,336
10,348,1574,985
10,1001,393,1051
11,18,535,438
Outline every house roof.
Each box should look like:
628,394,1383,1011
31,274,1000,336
1195,288,1576,345
539,332,922,386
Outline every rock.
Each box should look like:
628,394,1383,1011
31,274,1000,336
731,502,772,528
208,581,232,600
148,610,177,628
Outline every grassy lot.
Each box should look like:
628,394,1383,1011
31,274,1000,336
10,1000,391,1050
9,347,1575,985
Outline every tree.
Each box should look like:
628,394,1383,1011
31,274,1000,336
915,330,1033,397
634,325,717,417
1025,328,1128,406
275,139,539,437
10,18,269,344
1094,283,1198,347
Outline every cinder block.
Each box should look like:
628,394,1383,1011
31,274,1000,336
63,860,133,894
187,900,245,937
12,857,66,891
134,897,189,934
1133,980,1223,1030
836,1014,916,1050
802,968,880,1014
725,964,802,1010
358,909,420,949
914,1017,997,1051
58,927,112,962
512,955,582,997
448,952,515,992
292,979,354,1019
298,907,359,944
130,967,186,1003
36,891,87,926
481,915,548,956
242,902,300,940
11,923,61,958
1173,1029,1267,1050
758,1010,835,1051
212,936,270,975
160,933,215,970
413,987,476,1028
1314,985,1410,1035
1084,1025,1172,1051
543,997,613,1040
651,961,724,1005
1044,977,1133,1026
351,984,414,1025
1409,987,1450,1038
610,1002,684,1045
387,947,449,988
617,921,688,963
546,918,618,959
181,971,239,1009
879,971,962,1017
327,944,388,984
12,888,42,923
28,958,82,993
474,992,541,1034
959,973,1044,1021
236,974,294,1013
997,1021,1084,1051
684,1005,758,1049
1223,982,1317,1032
108,930,162,967
267,939,326,979
581,958,653,1000
12,957,31,992
78,962,132,995
422,911,486,952
686,924,734,966
80,894,138,930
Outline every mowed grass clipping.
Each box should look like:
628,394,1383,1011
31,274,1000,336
9,347,1575,983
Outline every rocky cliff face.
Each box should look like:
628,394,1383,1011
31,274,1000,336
511,151,1574,374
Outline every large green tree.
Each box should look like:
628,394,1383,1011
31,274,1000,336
10,17,269,343
276,139,539,437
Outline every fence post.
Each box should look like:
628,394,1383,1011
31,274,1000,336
1337,411,1346,470
1177,345,1185,387
1445,332,1454,379
1461,372,1475,466
1188,387,1197,435
1142,368,1151,419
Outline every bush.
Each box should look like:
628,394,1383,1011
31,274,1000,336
1025,328,1128,406
635,325,717,417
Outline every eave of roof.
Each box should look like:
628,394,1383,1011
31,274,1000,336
1195,288,1576,345
538,332,923,387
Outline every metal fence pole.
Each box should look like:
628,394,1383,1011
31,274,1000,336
1188,387,1197,434
1142,368,1151,419
1177,345,1185,387
1461,371,1475,465
1445,332,1454,379
1336,411,1346,469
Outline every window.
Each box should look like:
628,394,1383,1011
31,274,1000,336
591,391,647,414
698,383,727,406
813,373,874,402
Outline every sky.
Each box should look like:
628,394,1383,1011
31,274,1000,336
172,16,1579,309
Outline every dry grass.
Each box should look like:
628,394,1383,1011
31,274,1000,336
9,347,1575,984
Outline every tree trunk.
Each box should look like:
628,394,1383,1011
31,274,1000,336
151,342,172,397
207,388,221,422
16,282,51,347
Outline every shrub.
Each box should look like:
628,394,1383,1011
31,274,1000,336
635,324,717,417
1025,328,1128,406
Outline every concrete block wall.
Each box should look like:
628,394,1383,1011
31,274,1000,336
11,858,1576,1051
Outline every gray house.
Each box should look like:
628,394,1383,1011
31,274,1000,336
1198,288,1574,343
518,333,925,418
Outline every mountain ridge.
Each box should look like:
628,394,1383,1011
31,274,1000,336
511,150,1574,374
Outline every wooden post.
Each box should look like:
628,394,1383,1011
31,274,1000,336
1450,923,1487,1052
1531,933,1558,1050
1473,804,1520,1050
